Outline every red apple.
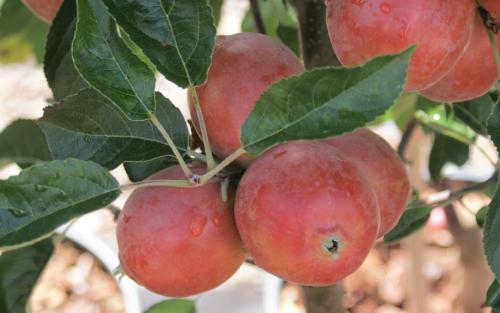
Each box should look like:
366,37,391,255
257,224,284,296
235,141,380,286
190,32,304,167
421,14,500,103
21,0,62,23
326,0,475,92
325,128,410,237
117,164,245,297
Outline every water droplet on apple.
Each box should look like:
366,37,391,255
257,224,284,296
212,213,223,227
380,2,391,13
190,216,208,237
351,0,366,7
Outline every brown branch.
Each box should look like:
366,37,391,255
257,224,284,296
291,0,340,68
249,0,266,34
397,118,417,159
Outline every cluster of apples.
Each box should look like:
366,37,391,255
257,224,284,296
117,32,410,297
327,0,500,102
23,0,500,298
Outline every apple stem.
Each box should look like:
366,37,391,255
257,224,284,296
149,114,193,181
121,179,195,191
199,148,245,184
189,86,216,170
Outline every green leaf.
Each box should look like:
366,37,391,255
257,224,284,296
72,0,156,120
415,105,476,145
429,134,469,181
101,0,216,88
484,101,500,281
241,0,298,55
277,24,299,56
384,206,432,243
455,94,496,135
0,159,119,247
241,48,413,156
242,0,297,36
44,0,88,100
487,280,500,308
124,156,176,182
0,239,54,313
477,206,489,228
0,120,52,168
145,299,196,313
0,0,49,64
209,0,223,26
39,89,189,170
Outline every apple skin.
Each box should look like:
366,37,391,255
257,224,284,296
21,0,63,23
324,128,411,237
479,0,500,19
234,140,380,286
421,14,500,103
326,0,475,92
117,164,246,297
189,32,304,167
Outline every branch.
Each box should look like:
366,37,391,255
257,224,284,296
291,0,340,68
397,118,417,159
409,172,498,209
249,0,266,34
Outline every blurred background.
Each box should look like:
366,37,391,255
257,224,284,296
0,0,497,312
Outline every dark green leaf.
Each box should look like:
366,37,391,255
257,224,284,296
487,280,500,308
477,206,489,228
429,134,469,181
384,206,432,243
277,24,299,56
0,239,54,313
0,159,119,247
484,101,500,281
145,299,196,313
101,0,216,88
241,48,413,156
72,0,156,120
39,89,189,170
124,156,177,182
0,120,52,168
44,0,88,100
455,94,496,135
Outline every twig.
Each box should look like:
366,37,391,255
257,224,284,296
398,118,417,159
150,114,193,180
188,87,215,170
249,0,266,34
409,172,498,209
121,179,194,190
199,148,245,184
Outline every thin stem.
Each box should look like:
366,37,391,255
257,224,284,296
408,173,498,209
121,179,194,191
199,148,245,184
398,118,417,159
249,0,266,34
149,114,193,179
489,30,500,78
188,87,215,170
